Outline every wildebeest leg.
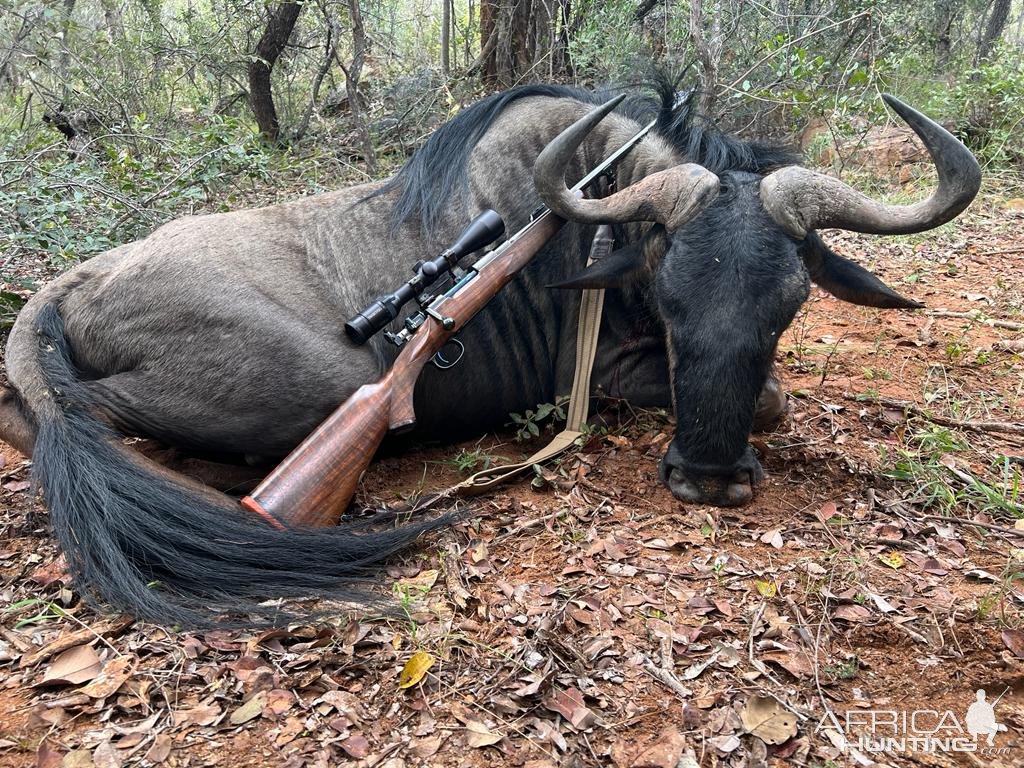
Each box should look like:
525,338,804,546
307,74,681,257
132,440,265,495
79,347,375,463
0,386,36,456
752,368,787,433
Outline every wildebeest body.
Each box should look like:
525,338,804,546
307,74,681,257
9,99,679,460
0,81,980,623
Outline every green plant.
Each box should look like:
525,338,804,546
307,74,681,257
508,397,568,441
448,447,502,473
3,598,67,628
826,656,860,680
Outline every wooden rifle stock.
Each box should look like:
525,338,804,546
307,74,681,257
241,210,567,528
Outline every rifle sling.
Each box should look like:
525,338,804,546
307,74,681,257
455,225,611,496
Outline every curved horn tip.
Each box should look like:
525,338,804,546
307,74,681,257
587,93,627,122
604,93,627,109
880,93,933,129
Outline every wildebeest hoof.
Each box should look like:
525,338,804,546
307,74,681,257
660,444,764,507
752,374,787,433
666,467,755,506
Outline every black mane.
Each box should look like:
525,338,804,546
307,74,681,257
383,76,800,234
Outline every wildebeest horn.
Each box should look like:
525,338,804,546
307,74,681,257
534,96,720,230
760,95,981,238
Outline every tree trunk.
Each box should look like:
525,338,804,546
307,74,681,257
340,0,376,172
480,0,497,86
478,0,564,88
441,0,451,74
977,0,1011,63
689,0,723,114
57,0,76,87
248,1,303,142
931,0,958,71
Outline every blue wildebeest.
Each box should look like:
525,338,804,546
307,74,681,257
0,80,980,624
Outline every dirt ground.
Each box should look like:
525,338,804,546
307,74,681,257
1,181,1023,767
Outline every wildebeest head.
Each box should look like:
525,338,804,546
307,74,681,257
534,95,981,507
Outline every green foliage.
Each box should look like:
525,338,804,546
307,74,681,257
448,447,502,473
0,117,278,275
884,426,1024,520
933,44,1024,167
508,397,568,441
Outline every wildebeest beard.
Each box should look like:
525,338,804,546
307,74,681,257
0,73,980,624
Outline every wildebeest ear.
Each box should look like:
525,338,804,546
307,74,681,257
548,242,644,289
800,232,923,309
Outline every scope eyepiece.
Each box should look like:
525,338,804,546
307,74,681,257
344,209,505,345
344,298,400,345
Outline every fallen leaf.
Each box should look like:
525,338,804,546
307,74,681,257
29,557,68,587
229,691,268,725
61,750,93,768
397,569,439,593
264,689,295,716
339,734,370,759
543,687,595,729
834,604,872,622
3,479,30,492
760,529,784,549
1002,629,1024,659
38,645,102,687
78,657,133,699
865,591,897,614
465,719,503,748
762,650,813,679
708,734,741,753
754,580,777,598
171,701,221,728
90,742,122,768
37,741,63,768
398,651,435,689
682,652,720,680
741,696,798,745
143,735,171,764
410,734,447,758
879,551,905,569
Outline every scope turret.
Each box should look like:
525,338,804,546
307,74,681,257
344,209,505,345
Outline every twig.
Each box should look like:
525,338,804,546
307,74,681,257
979,247,1024,257
719,11,870,96
640,654,691,700
926,310,1024,331
18,615,134,668
783,597,816,649
922,514,1024,540
844,392,1024,436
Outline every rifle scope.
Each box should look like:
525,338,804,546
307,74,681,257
344,209,505,345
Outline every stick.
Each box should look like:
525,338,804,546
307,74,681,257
18,616,133,668
844,392,1024,436
640,655,692,700
926,310,1024,331
922,514,1024,540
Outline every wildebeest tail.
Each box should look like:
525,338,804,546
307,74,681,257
25,303,453,626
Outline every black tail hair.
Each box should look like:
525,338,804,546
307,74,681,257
30,303,453,627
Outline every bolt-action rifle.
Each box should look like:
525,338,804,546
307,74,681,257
242,93,663,529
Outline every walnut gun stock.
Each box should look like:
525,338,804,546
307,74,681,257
241,209,567,528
